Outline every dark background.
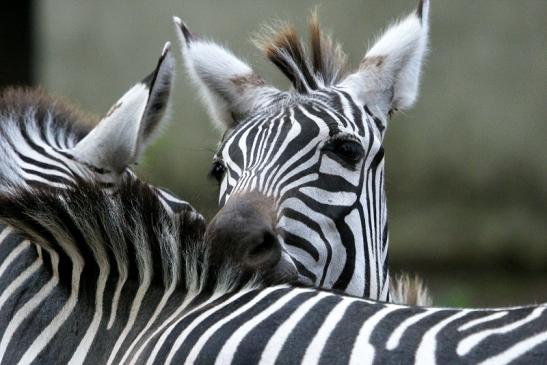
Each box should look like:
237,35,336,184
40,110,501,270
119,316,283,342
2,0,546,306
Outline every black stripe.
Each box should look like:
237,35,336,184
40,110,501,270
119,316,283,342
22,168,76,187
20,123,75,171
14,149,73,176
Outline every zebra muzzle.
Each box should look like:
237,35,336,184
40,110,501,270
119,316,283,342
205,192,297,283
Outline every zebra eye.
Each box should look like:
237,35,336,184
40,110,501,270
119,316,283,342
323,139,365,166
208,161,226,184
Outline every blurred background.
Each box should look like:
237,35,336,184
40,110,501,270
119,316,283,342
1,0,545,307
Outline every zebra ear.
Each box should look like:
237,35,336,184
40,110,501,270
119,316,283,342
339,0,429,114
70,42,174,172
173,17,279,131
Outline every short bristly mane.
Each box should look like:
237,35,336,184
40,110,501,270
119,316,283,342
253,11,347,94
0,87,98,140
390,273,433,306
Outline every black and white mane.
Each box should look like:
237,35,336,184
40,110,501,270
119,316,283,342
0,178,271,295
254,11,347,93
0,88,96,190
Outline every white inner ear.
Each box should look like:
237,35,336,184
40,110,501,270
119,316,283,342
339,6,428,112
183,41,256,131
69,83,149,172
366,12,428,110
175,20,280,132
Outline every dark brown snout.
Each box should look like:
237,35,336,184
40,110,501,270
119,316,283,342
206,193,297,283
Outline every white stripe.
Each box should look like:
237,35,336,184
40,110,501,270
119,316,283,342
349,306,399,365
415,310,471,365
299,187,357,207
213,288,310,365
478,329,547,365
278,214,326,274
278,198,344,288
162,287,276,365
300,298,353,365
17,245,84,365
68,255,110,365
319,155,360,186
106,271,152,365
107,266,128,329
457,306,545,356
138,291,210,365
343,210,365,296
0,248,58,364
458,311,508,331
0,240,31,280
0,246,42,312
278,171,319,202
385,305,443,350
0,226,14,246
121,282,177,365
260,291,331,365
144,288,256,365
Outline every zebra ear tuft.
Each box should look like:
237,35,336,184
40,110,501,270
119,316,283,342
339,0,429,114
69,43,174,172
174,17,280,131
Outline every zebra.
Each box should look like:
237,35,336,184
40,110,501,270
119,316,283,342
0,13,543,365
1,180,545,364
0,42,214,364
0,42,189,214
174,0,431,302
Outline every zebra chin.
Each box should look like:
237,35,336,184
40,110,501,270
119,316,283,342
205,191,299,285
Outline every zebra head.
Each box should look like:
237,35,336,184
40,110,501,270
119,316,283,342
0,43,185,208
175,0,429,299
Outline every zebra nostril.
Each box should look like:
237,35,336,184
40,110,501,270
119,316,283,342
243,230,281,269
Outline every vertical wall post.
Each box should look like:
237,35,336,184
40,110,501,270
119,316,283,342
0,0,34,88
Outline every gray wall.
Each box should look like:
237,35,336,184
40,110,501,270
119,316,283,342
37,0,547,306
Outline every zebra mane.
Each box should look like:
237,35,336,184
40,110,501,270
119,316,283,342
0,87,97,141
254,11,347,94
0,178,210,290
390,273,433,306
0,177,269,297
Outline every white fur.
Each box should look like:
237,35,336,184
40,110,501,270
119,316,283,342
174,17,279,130
70,83,148,172
390,273,432,306
340,0,429,111
70,44,174,172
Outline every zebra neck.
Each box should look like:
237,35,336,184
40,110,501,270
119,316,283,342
0,179,206,293
0,178,264,306
0,223,266,365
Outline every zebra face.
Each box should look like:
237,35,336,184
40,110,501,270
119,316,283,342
0,43,192,213
176,0,428,299
207,90,386,295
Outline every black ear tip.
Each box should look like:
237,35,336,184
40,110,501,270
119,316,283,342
141,71,155,89
173,16,194,44
141,42,173,90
